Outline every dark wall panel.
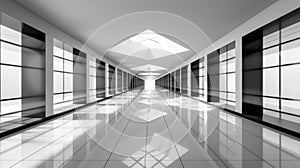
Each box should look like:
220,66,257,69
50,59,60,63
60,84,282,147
96,60,105,99
242,28,263,120
21,23,46,118
207,50,220,102
191,59,199,97
73,48,87,104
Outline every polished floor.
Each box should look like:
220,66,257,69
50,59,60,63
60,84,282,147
0,89,300,168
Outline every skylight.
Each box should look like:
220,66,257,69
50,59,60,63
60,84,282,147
138,72,160,76
132,64,166,71
129,29,188,53
109,29,189,60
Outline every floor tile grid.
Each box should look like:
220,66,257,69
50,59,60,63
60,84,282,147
158,89,281,168
168,89,300,163
158,90,236,168
158,91,225,166
60,90,143,167
159,89,272,140
9,121,84,167
161,89,300,166
0,119,82,168
0,118,74,158
160,97,186,168
106,91,162,167
145,98,150,168
139,90,185,167
162,89,299,142
103,91,146,168
144,93,180,168
10,90,141,168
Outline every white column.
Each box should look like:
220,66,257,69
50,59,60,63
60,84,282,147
204,56,208,102
115,68,118,94
236,38,242,113
121,71,124,92
180,68,182,94
86,54,90,103
187,63,191,96
105,63,109,97
45,35,53,117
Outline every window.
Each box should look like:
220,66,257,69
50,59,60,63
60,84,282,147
199,58,205,97
89,57,97,102
261,9,300,123
175,69,180,93
220,42,236,108
191,58,205,99
96,60,105,99
0,13,46,126
207,42,236,108
181,66,188,95
123,71,128,91
53,39,74,111
191,59,200,97
117,69,122,93
108,65,116,94
73,48,87,104
171,72,175,91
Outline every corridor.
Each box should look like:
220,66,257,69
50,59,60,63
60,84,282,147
0,89,299,168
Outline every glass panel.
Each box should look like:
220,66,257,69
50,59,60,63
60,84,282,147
220,74,226,91
228,48,236,59
53,39,63,57
281,21,300,43
53,57,63,71
1,42,21,66
220,92,226,100
220,52,227,61
1,65,21,99
64,93,73,101
64,44,73,60
263,46,279,67
53,39,76,109
281,99,300,116
281,64,300,99
227,93,235,101
263,97,279,110
227,58,236,72
281,39,300,65
220,62,226,73
64,60,73,72
1,99,21,115
64,73,73,92
0,25,21,45
227,73,235,93
53,94,63,104
0,112,21,123
263,68,279,97
263,31,279,48
53,72,63,93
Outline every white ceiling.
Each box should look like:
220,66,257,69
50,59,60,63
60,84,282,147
16,0,277,79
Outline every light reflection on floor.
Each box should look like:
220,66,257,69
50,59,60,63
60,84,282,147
0,89,299,168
